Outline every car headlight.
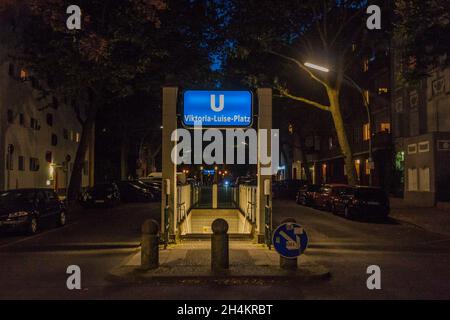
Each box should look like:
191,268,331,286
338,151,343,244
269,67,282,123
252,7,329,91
8,211,29,218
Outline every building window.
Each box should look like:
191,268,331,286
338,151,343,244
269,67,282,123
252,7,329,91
30,118,39,130
355,159,361,180
7,109,13,124
363,58,369,72
52,97,59,110
432,78,445,96
19,68,28,81
19,113,25,126
51,134,58,146
321,164,327,183
30,157,40,172
365,159,371,175
363,123,370,141
407,168,418,191
378,88,388,94
419,167,430,191
63,128,69,140
45,151,52,163
407,144,417,154
418,141,430,153
18,156,25,171
46,113,53,126
380,123,391,133
395,98,403,113
75,132,80,143
409,91,419,109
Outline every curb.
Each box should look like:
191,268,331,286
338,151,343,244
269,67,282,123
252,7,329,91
106,264,331,285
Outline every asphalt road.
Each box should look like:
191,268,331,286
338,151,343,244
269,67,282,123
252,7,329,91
0,199,449,299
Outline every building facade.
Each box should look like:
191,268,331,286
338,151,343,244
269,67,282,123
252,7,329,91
0,61,94,195
391,49,450,206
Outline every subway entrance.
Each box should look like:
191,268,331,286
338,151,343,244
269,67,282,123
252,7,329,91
160,88,275,245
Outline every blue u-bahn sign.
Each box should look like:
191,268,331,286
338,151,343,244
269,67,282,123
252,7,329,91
182,90,252,127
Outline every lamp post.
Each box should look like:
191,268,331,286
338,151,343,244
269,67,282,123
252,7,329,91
304,62,373,186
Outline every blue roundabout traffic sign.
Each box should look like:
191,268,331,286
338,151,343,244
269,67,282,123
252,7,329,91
272,222,308,259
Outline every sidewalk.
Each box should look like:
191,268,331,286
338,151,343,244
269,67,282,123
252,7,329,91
108,240,330,284
390,197,450,236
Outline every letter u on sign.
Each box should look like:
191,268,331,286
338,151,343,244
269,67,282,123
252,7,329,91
210,94,224,112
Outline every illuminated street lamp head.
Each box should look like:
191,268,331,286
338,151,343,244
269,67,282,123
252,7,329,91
304,62,329,73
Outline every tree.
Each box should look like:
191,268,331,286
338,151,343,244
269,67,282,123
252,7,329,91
395,0,450,80
2,0,219,201
222,0,388,185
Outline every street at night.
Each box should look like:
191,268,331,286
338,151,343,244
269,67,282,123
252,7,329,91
1,0,450,310
0,200,448,299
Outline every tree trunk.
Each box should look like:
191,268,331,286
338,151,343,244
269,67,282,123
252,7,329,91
120,128,129,180
67,101,98,203
328,88,357,185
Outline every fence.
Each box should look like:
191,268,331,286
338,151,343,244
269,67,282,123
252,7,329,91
238,184,257,223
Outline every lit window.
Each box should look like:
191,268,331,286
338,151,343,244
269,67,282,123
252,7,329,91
365,159,371,175
363,123,370,141
19,68,28,81
355,159,361,180
380,123,391,133
378,88,388,94
75,132,80,143
363,58,369,72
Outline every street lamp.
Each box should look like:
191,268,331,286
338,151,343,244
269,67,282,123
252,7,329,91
304,61,374,186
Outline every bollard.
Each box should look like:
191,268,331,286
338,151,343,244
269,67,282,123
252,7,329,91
141,219,160,270
279,217,298,270
211,218,229,271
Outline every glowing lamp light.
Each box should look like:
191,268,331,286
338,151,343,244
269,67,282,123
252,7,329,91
304,62,330,73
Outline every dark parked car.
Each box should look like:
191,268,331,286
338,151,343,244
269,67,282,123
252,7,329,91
296,184,321,206
129,180,161,201
314,184,352,211
331,186,390,219
79,183,121,208
116,181,155,202
0,188,66,235
274,180,307,200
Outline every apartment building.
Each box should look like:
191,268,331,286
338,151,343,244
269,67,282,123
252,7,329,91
0,61,94,194
391,50,450,206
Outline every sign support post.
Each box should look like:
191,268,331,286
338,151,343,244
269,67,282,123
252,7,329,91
161,87,178,243
256,88,272,243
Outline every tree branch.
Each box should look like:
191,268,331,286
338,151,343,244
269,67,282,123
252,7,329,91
276,85,330,112
267,50,329,88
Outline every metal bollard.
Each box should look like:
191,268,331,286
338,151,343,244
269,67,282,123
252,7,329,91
211,218,229,271
279,217,298,270
141,219,159,270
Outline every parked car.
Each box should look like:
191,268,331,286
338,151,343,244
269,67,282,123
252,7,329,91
314,184,353,211
273,180,307,200
79,183,121,208
129,180,161,201
116,181,155,202
296,184,321,206
0,188,66,235
331,186,390,219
